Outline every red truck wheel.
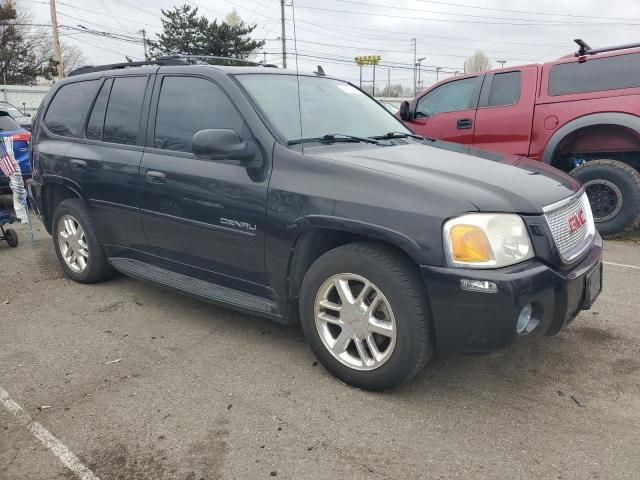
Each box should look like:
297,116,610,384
570,159,640,238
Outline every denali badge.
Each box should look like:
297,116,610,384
567,209,586,234
220,218,257,231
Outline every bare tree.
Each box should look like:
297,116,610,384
464,51,492,73
61,43,88,75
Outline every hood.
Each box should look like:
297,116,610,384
308,140,580,213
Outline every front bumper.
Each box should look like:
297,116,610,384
421,234,603,353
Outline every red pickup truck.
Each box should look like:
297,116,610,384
399,40,640,237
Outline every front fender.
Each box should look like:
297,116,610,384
291,214,425,264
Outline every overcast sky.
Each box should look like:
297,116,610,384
23,0,640,89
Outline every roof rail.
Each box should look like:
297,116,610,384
68,58,188,77
157,55,278,68
574,39,640,56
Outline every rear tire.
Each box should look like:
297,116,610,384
52,199,113,283
299,242,434,391
570,159,640,238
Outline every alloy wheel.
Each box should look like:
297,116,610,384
57,214,89,273
314,273,397,371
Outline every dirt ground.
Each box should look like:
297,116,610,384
1,220,639,480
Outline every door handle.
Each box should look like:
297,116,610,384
70,159,87,170
457,118,473,130
145,170,166,184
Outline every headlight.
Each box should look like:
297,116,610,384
443,213,534,268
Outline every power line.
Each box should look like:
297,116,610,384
331,0,640,24
414,0,640,21
57,1,161,29
291,18,568,49
294,4,640,26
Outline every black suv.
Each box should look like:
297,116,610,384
28,59,603,390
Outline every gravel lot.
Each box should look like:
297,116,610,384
1,219,639,480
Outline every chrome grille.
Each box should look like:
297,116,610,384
544,192,595,263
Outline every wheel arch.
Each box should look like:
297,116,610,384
542,113,640,166
284,216,424,321
41,178,86,234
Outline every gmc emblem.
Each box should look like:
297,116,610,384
568,209,586,234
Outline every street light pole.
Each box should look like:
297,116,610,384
280,0,287,69
416,57,425,92
412,38,417,96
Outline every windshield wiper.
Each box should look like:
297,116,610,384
371,131,434,141
288,133,380,146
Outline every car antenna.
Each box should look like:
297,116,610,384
314,65,326,76
291,0,304,152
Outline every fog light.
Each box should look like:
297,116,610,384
516,303,533,334
460,279,498,293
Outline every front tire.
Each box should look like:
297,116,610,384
52,199,113,283
299,242,434,391
570,159,640,237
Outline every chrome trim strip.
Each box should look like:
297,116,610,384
542,188,585,213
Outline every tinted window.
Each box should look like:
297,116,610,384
0,112,21,131
487,71,521,106
86,79,112,140
549,54,640,96
44,80,99,137
154,76,244,152
103,76,147,145
416,77,477,117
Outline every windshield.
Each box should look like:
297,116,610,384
2,105,29,123
0,112,21,131
236,74,410,142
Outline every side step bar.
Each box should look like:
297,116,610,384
109,257,280,318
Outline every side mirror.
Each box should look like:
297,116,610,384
192,129,250,161
399,101,412,121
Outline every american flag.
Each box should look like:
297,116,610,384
0,139,18,177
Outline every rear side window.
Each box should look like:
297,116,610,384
43,80,99,137
86,79,112,140
549,53,640,96
154,76,244,153
0,112,21,131
487,71,521,106
103,76,148,145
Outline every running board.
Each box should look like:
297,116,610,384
109,257,280,318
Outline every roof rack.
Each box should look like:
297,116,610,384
68,58,188,77
157,55,278,67
574,39,640,56
68,55,278,77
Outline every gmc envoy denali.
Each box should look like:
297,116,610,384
27,58,603,390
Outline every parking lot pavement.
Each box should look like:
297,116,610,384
1,222,639,480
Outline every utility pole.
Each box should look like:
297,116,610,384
436,66,442,83
496,60,506,68
49,0,64,78
411,38,417,96
359,64,362,89
140,29,148,60
280,0,287,68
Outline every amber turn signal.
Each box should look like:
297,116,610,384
448,224,492,263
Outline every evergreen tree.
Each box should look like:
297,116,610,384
149,5,265,60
